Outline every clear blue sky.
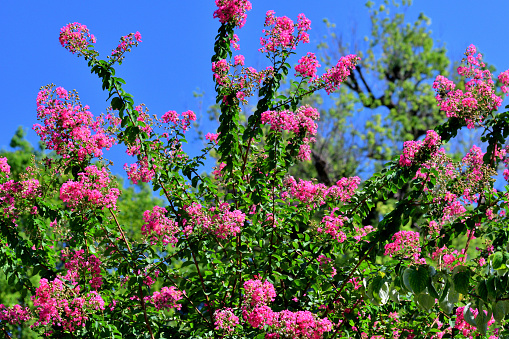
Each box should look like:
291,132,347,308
1,1,508,178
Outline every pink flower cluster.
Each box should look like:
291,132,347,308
0,178,41,220
59,23,96,58
242,278,333,338
0,304,31,325
0,157,10,177
31,278,105,332
60,165,120,211
150,286,184,311
243,277,277,308
353,225,375,243
384,230,424,264
61,249,103,290
434,45,503,129
110,31,142,62
319,209,347,243
261,105,320,136
284,175,360,208
160,109,196,133
205,132,219,144
33,86,116,162
212,59,230,86
259,11,311,53
214,308,240,333
183,202,246,239
142,205,179,246
399,130,441,167
230,33,240,50
295,52,321,79
213,0,252,28
431,246,466,271
317,54,360,94
499,69,509,94
124,158,155,184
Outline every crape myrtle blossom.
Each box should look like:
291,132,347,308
431,306,497,338
59,22,96,59
317,255,337,278
142,205,179,246
499,69,509,94
214,308,240,332
384,230,425,264
150,286,184,311
0,304,31,325
213,0,252,29
60,165,120,211
0,177,41,221
259,11,311,53
283,175,360,208
31,278,105,332
160,109,196,133
241,277,333,338
61,249,103,290
124,157,155,184
431,246,466,271
109,31,142,63
261,105,320,135
433,44,503,129
33,85,116,162
295,52,321,80
205,132,219,144
319,208,347,243
314,54,360,95
399,130,441,167
0,157,10,177
183,202,245,239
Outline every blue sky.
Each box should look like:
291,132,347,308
1,0,508,179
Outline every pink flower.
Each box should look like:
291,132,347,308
236,91,246,101
234,54,245,66
33,86,116,162
205,132,219,144
110,32,142,63
60,165,120,211
59,23,96,58
0,304,31,325
0,157,10,176
213,0,252,28
142,206,179,246
214,308,240,332
124,158,155,184
295,52,321,79
134,31,142,42
384,230,423,264
151,286,184,311
317,55,360,94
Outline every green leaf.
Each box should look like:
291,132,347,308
487,277,497,301
475,306,489,336
462,303,476,327
408,265,429,294
416,292,435,311
477,280,488,302
453,270,470,295
493,300,508,323
493,251,504,269
111,97,124,110
439,284,459,315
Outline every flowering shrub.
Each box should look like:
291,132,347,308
2,2,509,339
